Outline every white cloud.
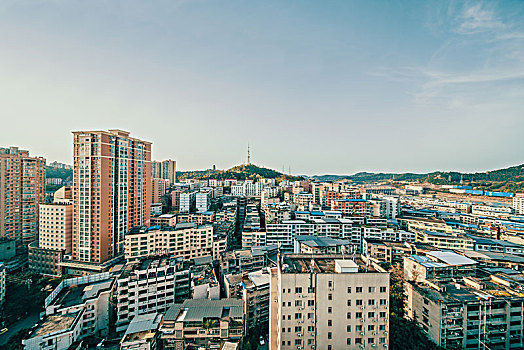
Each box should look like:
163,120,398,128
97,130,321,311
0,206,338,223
457,3,504,34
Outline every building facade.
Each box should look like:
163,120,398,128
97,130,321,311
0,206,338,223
72,130,151,263
0,146,46,247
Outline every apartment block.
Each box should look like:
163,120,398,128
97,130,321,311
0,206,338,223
196,189,213,212
513,194,524,215
152,178,169,204
179,190,197,213
406,271,524,349
0,146,46,247
115,257,191,332
72,130,151,263
124,223,219,262
270,255,390,350
331,199,374,217
120,313,163,350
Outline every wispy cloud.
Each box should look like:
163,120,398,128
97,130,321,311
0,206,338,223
457,3,505,34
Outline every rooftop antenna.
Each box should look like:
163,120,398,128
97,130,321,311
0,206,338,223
247,143,251,165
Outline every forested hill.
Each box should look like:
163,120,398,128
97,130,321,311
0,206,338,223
313,164,524,192
177,164,303,181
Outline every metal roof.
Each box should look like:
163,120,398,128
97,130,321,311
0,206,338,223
125,313,162,335
427,251,477,266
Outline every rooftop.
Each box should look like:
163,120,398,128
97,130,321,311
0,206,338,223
122,313,163,343
164,299,244,323
281,254,380,274
53,279,113,308
32,312,80,338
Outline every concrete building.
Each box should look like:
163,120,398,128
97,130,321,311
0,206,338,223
225,269,270,332
152,178,169,204
196,189,213,212
120,313,163,350
72,130,151,263
115,257,191,332
38,203,73,253
124,223,219,263
294,235,352,254
270,255,390,350
403,251,477,283
160,299,244,349
179,190,197,213
0,146,46,247
513,194,524,215
161,160,176,185
331,199,374,217
406,270,524,349
23,273,114,349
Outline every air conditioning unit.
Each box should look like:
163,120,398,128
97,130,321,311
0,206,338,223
360,345,365,349
373,332,377,335
372,345,377,348
360,332,365,335
384,331,388,335
384,345,388,348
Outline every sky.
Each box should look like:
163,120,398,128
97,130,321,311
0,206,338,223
1,0,523,175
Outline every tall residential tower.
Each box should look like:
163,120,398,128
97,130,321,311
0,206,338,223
72,130,151,263
0,146,46,247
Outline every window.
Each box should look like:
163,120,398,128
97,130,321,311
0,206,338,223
308,313,314,319
368,338,375,344
356,299,363,306
328,320,332,326
369,286,375,293
379,325,386,331
328,332,332,339
356,287,363,293
380,312,387,318
347,325,352,332
308,326,314,332
308,300,315,306
380,299,387,305
380,286,387,293
328,294,333,301
356,325,362,331
380,337,386,344
356,312,362,318
368,299,375,306
347,300,351,306
295,287,302,293
282,328,286,332
347,287,352,293
346,312,351,319
295,313,302,320
355,338,362,344
368,312,375,318
295,326,302,332
368,325,375,331
328,281,333,288
308,287,315,293
347,338,352,345
328,307,332,314
295,339,302,346
295,300,302,307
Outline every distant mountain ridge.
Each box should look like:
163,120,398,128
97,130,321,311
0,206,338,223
177,164,303,181
313,164,524,192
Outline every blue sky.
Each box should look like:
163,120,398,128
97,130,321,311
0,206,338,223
1,0,523,174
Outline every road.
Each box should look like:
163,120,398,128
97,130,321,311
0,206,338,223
0,311,40,346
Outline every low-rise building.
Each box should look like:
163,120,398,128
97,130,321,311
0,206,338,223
294,235,352,254
404,251,477,283
160,299,245,349
120,313,163,350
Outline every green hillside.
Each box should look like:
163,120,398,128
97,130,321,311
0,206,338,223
313,164,524,192
177,164,302,182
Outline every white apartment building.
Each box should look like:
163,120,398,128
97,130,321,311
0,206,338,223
196,189,213,212
514,194,524,215
270,255,390,350
115,258,191,332
179,190,197,213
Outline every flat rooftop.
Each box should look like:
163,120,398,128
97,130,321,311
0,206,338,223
32,312,80,338
281,254,379,273
53,279,113,308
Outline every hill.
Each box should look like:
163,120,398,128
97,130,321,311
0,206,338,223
313,164,524,192
177,164,303,182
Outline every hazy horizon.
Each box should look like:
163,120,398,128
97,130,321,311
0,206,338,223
2,1,523,174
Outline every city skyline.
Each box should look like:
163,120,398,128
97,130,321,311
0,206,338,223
1,0,523,174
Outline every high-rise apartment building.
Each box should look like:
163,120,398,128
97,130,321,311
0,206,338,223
72,130,151,263
270,254,390,350
0,146,46,247
151,159,176,184
152,178,169,204
513,194,524,215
